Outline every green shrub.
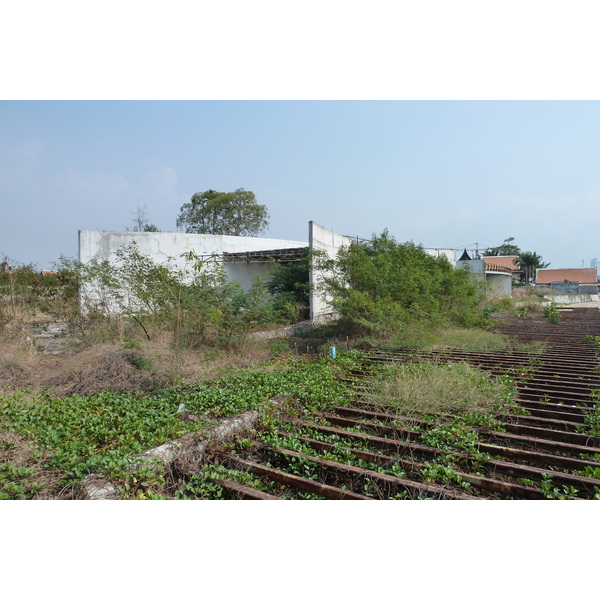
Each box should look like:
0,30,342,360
543,302,561,324
316,230,486,337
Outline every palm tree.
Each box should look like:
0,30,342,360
518,251,550,284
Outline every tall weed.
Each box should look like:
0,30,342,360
367,362,516,417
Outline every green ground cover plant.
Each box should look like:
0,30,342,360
179,357,524,500
576,390,600,437
0,352,362,496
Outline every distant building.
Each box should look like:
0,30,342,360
482,256,522,281
536,268,598,294
457,251,512,296
423,248,456,264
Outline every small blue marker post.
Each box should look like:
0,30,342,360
330,346,336,359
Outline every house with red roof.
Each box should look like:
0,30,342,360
482,256,522,280
535,268,598,294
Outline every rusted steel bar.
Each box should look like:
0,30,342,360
476,440,600,472
516,399,589,416
487,459,600,496
363,348,600,372
333,405,415,423
336,402,593,447
512,405,586,423
502,421,600,447
293,434,546,500
337,405,600,451
520,381,600,396
268,447,477,500
292,419,445,457
350,397,590,425
321,413,421,441
311,417,600,475
480,429,600,458
500,413,587,433
518,386,597,403
518,391,596,407
337,401,600,468
292,420,600,497
216,479,283,500
220,454,372,500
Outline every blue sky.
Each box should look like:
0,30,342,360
2,100,600,270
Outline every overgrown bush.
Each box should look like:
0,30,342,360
265,259,310,322
316,230,486,336
0,257,78,328
68,243,294,350
543,302,561,324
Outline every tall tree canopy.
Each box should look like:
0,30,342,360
176,188,269,236
482,237,521,257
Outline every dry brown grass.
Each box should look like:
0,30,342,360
38,343,173,397
0,329,38,393
0,318,283,398
512,287,546,303
140,332,278,386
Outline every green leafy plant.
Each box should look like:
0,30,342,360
0,353,362,493
539,473,578,499
421,462,472,491
314,230,487,338
543,302,561,324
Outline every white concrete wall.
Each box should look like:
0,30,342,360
424,248,456,265
308,221,351,323
457,259,512,296
485,272,512,296
79,229,475,323
79,230,307,291
544,294,600,304
457,259,486,279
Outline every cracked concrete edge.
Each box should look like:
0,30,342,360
81,409,260,500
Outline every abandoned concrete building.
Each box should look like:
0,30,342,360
79,222,468,322
79,221,350,323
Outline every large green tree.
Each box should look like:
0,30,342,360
176,188,269,236
517,251,550,283
482,237,521,257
